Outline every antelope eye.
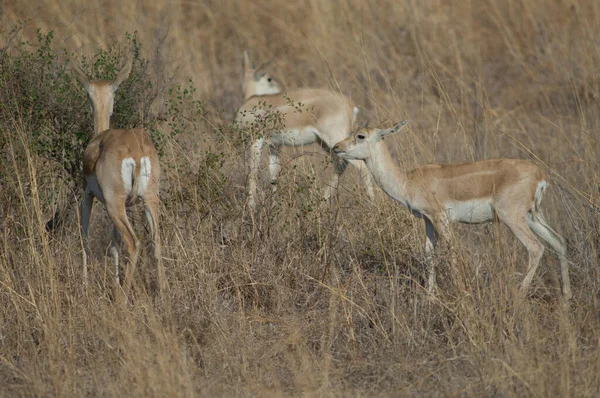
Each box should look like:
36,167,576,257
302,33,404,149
357,134,365,140
267,77,272,82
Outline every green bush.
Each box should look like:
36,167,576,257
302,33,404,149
0,22,230,230
0,22,163,184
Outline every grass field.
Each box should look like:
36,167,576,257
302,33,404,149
1,0,600,396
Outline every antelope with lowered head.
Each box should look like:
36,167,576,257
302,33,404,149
235,51,374,210
332,121,571,301
71,58,164,295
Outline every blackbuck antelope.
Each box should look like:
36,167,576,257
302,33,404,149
333,121,571,300
71,59,164,294
235,52,374,210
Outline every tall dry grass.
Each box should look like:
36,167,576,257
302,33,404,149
1,0,600,396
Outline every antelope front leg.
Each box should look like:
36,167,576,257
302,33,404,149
268,144,281,192
247,137,265,210
432,215,463,290
424,217,439,293
436,216,456,263
80,190,94,286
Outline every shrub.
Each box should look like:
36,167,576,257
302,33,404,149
0,22,163,185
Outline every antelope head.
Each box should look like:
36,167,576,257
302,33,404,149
333,121,409,160
70,58,133,134
242,51,283,100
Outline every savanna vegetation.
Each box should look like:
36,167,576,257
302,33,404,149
1,0,599,396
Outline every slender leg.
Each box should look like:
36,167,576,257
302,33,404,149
430,214,463,290
424,217,439,293
247,137,265,210
144,196,165,295
80,189,94,286
105,199,140,298
433,215,456,266
110,227,121,285
499,212,545,296
528,212,571,301
268,144,282,201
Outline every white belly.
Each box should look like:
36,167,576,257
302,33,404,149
85,175,105,203
446,199,494,224
270,128,319,146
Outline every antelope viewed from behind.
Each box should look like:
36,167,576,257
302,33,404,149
235,51,374,210
71,58,165,295
332,121,571,301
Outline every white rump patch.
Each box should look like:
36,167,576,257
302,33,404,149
121,158,136,196
138,156,152,196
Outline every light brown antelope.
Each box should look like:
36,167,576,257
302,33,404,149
235,51,374,210
332,121,571,301
71,59,164,294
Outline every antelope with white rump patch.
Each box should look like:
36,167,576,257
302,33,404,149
71,59,164,294
235,51,374,210
332,121,571,301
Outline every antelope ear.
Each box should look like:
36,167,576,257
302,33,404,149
112,58,133,92
379,120,409,137
254,58,273,80
243,50,255,73
253,70,266,80
70,61,90,92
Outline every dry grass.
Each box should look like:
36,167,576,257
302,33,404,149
2,0,600,396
